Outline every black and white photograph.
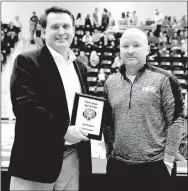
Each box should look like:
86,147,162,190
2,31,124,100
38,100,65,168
1,1,187,191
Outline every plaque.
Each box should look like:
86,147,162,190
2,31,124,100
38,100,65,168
71,93,106,140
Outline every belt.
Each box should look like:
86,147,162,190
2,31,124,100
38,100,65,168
64,143,77,152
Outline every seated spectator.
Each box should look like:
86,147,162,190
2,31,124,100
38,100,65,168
158,47,170,56
98,68,106,82
7,21,18,44
90,50,100,67
162,16,169,26
1,30,11,54
163,31,169,44
158,31,168,47
168,16,172,27
108,12,115,30
111,52,122,73
181,39,187,56
76,51,89,67
167,24,174,39
97,68,108,87
75,13,84,27
106,40,116,49
103,30,116,46
101,9,109,31
82,31,93,46
170,46,182,57
85,14,92,28
178,15,187,29
71,36,78,47
1,32,7,63
171,16,178,29
148,30,158,46
169,31,180,47
179,30,186,42
154,24,161,38
92,29,104,45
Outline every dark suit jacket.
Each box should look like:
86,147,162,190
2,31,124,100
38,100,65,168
8,45,92,190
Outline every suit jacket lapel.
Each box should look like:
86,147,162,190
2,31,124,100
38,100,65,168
38,45,70,121
73,60,87,94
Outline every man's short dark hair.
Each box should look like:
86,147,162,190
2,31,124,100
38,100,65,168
40,6,75,29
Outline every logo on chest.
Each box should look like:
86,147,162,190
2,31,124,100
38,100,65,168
142,86,157,93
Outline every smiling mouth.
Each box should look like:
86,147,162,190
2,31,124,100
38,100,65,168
56,38,68,41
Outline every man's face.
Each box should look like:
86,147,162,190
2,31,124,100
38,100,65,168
120,29,149,69
44,12,75,52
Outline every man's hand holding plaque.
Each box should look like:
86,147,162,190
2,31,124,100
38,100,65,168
71,93,106,140
64,125,89,143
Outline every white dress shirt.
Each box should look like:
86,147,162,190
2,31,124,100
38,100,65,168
47,45,82,145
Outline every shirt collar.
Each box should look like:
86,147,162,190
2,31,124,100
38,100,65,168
46,44,76,65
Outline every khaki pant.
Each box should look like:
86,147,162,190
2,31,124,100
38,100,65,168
10,149,79,191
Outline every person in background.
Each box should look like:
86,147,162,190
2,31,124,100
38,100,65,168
93,8,99,28
154,9,164,31
90,50,99,67
179,30,186,42
101,9,109,31
169,31,180,47
85,14,92,28
158,31,168,48
111,52,122,73
75,13,83,27
179,15,187,29
82,30,93,46
9,6,91,191
148,30,158,47
108,12,115,30
7,21,18,45
97,68,108,88
163,16,169,26
103,28,184,191
34,21,43,49
76,50,89,67
171,16,178,30
180,38,187,56
92,28,104,45
29,11,39,44
13,15,22,39
130,11,138,26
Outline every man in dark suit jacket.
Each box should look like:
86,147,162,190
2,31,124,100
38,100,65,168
9,6,92,191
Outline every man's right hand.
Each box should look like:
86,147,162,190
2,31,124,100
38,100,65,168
64,125,89,144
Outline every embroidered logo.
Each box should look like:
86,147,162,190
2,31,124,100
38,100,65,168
142,86,157,93
83,109,97,121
